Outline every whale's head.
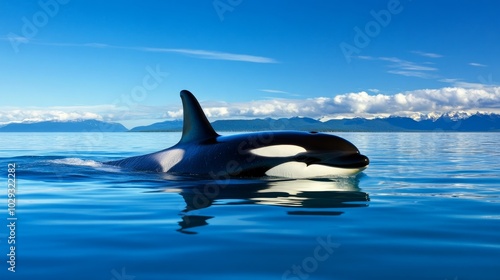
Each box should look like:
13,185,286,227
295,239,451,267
247,131,369,178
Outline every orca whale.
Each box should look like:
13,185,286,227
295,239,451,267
106,90,369,178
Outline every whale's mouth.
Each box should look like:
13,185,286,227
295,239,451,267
325,153,370,169
294,152,370,169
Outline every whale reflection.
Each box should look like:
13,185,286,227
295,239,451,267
163,177,369,234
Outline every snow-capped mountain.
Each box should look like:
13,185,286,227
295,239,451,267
402,111,492,122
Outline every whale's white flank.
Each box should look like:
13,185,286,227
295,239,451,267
154,149,185,172
265,162,367,179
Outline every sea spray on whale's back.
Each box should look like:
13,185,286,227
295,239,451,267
47,158,104,168
48,158,122,173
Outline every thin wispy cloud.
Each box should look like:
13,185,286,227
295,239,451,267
2,35,29,43
142,47,278,63
387,70,435,79
469,62,487,67
356,55,374,60
380,57,438,72
439,78,494,89
259,89,289,94
6,39,278,64
357,53,494,88
259,89,303,98
411,50,443,58
360,56,439,79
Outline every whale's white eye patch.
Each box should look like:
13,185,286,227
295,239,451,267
250,145,306,157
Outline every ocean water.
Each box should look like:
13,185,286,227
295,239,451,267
0,132,499,280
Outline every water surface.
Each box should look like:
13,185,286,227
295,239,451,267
1,132,499,280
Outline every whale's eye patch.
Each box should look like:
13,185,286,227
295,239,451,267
250,145,307,157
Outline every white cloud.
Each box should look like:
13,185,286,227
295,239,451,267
2,87,499,125
259,89,289,94
14,40,278,64
0,107,104,124
2,35,30,43
196,87,500,119
170,87,500,120
387,70,435,79
360,56,438,79
411,51,443,58
0,104,167,125
142,48,278,63
439,78,495,89
356,55,374,60
380,57,438,71
468,62,487,67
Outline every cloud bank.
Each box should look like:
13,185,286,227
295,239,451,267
0,105,166,125
167,86,500,120
2,87,499,125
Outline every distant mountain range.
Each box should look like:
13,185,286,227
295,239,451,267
1,112,499,132
0,120,127,132
130,120,183,132
131,111,500,132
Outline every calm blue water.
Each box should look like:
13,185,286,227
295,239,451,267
1,132,499,280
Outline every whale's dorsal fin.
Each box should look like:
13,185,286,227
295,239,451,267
179,90,219,143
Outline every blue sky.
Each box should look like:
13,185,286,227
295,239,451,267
1,0,499,128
